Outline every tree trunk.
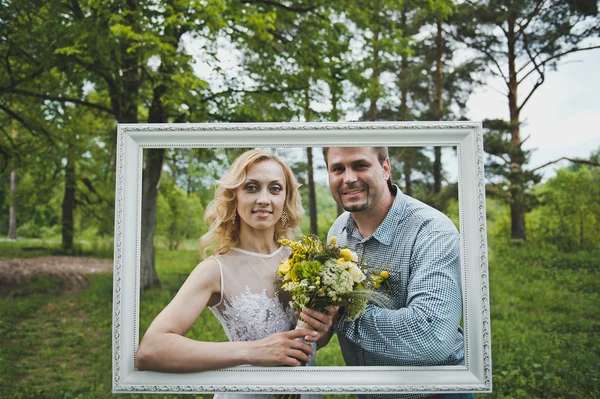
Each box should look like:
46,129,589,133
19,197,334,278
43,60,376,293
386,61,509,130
403,161,412,197
433,19,444,193
510,200,526,241
140,149,163,289
307,148,318,235
579,209,584,249
507,15,526,241
433,147,442,193
8,168,16,240
331,67,343,218
304,87,318,235
139,53,176,289
367,22,381,121
330,68,340,123
399,6,409,121
397,8,413,195
62,147,76,252
8,123,17,240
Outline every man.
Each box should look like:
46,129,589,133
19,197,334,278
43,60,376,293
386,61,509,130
311,146,472,399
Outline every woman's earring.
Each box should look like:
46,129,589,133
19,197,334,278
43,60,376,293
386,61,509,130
231,210,236,225
280,210,288,227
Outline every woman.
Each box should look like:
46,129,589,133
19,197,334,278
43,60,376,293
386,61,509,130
136,150,335,379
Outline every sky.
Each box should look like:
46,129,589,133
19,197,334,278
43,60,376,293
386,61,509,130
466,49,600,180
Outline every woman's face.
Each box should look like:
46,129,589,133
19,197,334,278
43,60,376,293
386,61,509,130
235,159,287,234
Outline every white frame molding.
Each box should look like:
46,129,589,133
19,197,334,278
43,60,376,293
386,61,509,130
112,121,492,395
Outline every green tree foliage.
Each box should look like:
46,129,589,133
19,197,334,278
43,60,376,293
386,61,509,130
529,165,600,252
156,176,206,251
2,0,599,253
345,0,413,121
11,170,62,239
2,0,229,288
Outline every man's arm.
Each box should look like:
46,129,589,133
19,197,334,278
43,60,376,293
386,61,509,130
335,230,463,365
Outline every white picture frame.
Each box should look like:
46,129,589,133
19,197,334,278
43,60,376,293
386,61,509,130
112,121,492,395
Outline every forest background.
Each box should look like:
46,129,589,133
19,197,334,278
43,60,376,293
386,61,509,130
0,0,599,398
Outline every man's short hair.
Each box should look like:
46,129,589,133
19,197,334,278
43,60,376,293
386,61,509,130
322,147,389,166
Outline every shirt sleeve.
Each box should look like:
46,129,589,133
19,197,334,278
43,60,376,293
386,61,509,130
335,229,463,365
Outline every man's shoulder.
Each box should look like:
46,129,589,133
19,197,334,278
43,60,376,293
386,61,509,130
402,194,458,235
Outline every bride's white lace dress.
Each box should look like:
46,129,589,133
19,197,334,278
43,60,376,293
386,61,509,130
209,246,318,399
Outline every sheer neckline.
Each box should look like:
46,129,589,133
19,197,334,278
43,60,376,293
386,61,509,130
230,245,284,258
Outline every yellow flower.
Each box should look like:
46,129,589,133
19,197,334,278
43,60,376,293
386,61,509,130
380,270,390,279
337,257,346,265
340,248,358,262
278,259,291,276
329,236,338,245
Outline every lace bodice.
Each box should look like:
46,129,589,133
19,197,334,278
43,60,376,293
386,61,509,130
209,246,297,342
209,246,318,399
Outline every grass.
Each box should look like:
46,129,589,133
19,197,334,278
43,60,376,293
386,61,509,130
0,237,114,259
486,243,600,398
1,239,599,398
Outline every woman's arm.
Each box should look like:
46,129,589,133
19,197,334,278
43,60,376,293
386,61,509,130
136,259,316,372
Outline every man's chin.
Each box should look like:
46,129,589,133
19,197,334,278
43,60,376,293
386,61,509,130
342,202,368,213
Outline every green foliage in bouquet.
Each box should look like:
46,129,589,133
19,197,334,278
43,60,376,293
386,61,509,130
278,235,392,321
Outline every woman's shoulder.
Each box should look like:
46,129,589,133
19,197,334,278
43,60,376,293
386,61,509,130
187,256,222,286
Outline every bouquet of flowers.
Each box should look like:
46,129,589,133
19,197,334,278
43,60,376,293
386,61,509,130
277,235,392,328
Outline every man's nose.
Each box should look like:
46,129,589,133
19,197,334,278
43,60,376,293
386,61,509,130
343,169,357,184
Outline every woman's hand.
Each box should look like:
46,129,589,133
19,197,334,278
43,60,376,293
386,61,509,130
299,305,339,348
247,329,317,367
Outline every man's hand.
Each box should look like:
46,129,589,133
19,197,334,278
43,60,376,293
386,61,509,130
299,305,339,349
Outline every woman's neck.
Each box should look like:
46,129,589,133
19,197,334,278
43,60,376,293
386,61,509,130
237,227,279,254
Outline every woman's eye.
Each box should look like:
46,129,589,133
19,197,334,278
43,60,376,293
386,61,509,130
270,186,282,192
245,185,258,191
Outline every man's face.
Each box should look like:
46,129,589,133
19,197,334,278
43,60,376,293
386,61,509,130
326,147,391,213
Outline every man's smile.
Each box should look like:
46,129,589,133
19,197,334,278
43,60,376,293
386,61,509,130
342,188,366,198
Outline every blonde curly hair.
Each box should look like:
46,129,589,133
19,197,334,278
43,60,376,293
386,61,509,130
199,150,304,258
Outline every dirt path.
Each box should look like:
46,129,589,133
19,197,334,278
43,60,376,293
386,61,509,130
0,256,113,297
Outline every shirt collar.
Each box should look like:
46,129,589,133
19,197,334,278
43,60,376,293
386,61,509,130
343,185,407,246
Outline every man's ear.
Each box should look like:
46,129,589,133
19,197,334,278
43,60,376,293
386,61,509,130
382,157,391,180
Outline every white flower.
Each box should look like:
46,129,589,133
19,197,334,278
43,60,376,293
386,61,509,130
335,270,354,294
348,263,366,283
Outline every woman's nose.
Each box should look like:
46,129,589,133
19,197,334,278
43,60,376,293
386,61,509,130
256,189,270,204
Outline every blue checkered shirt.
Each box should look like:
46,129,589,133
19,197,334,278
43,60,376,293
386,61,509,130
327,188,465,399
